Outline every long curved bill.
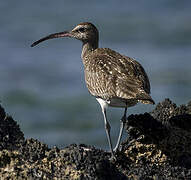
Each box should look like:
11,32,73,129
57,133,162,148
31,31,71,47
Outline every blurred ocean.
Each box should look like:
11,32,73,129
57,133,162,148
0,0,191,150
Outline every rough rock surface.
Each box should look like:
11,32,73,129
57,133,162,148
0,99,191,179
0,105,24,151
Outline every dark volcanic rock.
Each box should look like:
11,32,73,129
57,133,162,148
151,98,191,129
19,138,50,163
123,98,191,179
0,99,191,179
0,104,24,150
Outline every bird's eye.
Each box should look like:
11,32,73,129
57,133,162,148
78,27,85,33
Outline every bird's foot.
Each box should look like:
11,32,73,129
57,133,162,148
106,149,117,161
113,144,122,153
109,153,117,161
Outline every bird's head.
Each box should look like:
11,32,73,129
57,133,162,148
31,22,99,47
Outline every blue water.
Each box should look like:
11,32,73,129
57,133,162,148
0,0,191,150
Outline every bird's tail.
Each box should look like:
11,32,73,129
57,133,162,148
137,93,155,105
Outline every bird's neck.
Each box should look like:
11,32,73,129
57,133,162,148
81,40,98,59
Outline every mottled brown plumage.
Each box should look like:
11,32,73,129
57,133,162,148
83,48,154,105
31,22,155,159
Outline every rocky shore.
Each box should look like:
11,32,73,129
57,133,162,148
0,99,191,179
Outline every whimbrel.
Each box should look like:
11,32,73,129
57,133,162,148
31,22,155,158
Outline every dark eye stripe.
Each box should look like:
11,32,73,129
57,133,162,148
78,27,85,33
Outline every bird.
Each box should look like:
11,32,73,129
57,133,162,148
31,22,155,159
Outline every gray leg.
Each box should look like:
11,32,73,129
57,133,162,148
114,107,127,152
101,108,115,158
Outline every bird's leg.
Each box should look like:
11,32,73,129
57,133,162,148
113,107,127,152
101,108,115,158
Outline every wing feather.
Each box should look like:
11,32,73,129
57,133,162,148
84,48,154,103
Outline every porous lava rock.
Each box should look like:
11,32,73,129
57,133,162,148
0,105,24,150
0,99,191,179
